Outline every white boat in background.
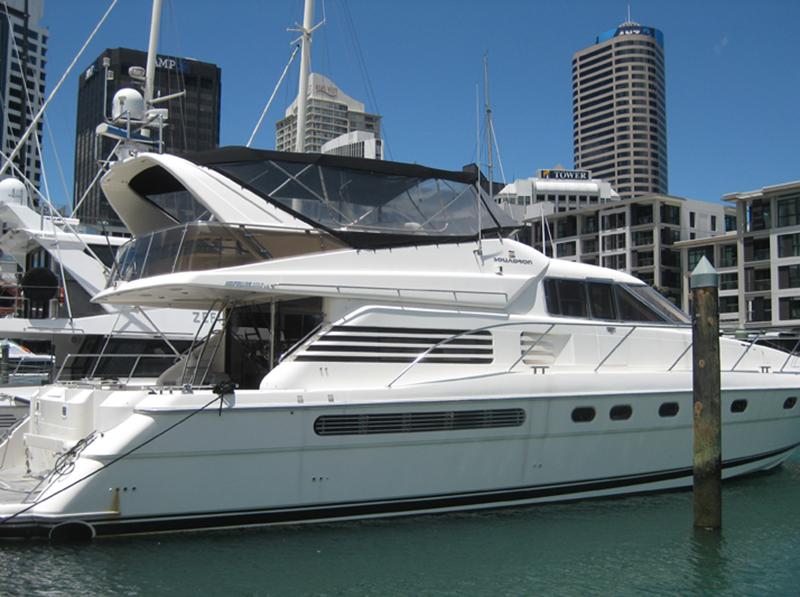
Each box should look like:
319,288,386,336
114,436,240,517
0,145,798,539
0,176,216,386
0,339,54,386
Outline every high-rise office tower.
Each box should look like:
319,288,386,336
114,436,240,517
276,73,381,154
572,22,667,200
0,0,48,189
74,48,221,229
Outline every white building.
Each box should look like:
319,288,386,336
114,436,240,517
0,0,48,189
496,167,620,224
322,131,382,160
276,73,381,154
678,180,800,331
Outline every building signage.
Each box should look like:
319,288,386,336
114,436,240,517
311,83,339,98
614,25,656,39
539,169,591,181
156,55,190,73
597,24,662,46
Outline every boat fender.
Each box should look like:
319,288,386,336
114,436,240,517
20,267,59,302
48,521,96,541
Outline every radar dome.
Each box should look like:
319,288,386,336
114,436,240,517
111,88,145,121
0,177,28,206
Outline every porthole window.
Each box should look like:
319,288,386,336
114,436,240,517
731,399,748,413
572,407,596,423
784,397,797,410
610,405,633,420
658,402,679,417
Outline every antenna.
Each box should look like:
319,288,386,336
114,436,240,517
627,5,631,23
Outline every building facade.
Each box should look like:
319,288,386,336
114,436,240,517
276,73,381,154
572,22,667,200
678,180,800,331
74,48,221,230
523,194,733,305
0,0,48,189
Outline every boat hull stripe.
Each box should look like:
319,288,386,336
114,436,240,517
5,442,796,538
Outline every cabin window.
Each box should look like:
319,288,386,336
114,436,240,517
544,279,589,318
784,397,797,409
610,405,633,420
588,282,617,320
543,278,690,324
658,402,680,417
571,407,596,423
730,399,748,413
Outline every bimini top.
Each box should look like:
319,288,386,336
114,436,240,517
186,147,519,250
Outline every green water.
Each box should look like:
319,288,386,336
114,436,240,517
1,461,799,597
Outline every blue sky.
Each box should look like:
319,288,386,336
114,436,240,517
33,0,800,209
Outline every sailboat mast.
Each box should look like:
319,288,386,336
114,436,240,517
144,0,162,107
484,54,493,201
295,0,315,153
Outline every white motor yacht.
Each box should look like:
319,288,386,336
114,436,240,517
0,147,798,539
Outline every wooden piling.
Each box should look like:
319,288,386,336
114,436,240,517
691,256,722,529
1,340,8,385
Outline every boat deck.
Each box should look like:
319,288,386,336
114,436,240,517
0,466,42,506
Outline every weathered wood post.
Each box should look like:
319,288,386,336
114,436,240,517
691,256,722,529
0,340,8,385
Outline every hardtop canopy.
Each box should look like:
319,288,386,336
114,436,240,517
187,147,519,249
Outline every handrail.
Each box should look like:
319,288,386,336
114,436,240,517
508,324,555,372
594,327,636,372
668,342,693,371
781,337,800,372
56,352,183,384
386,319,688,388
379,316,800,388
729,334,761,372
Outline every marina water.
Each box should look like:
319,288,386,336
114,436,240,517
1,458,798,596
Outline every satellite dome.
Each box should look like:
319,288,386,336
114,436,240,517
111,88,145,121
0,177,28,206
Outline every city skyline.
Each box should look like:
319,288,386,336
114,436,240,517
19,0,800,212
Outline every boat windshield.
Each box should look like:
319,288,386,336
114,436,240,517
544,278,690,325
193,149,518,249
111,222,271,283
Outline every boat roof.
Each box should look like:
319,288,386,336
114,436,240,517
181,147,519,250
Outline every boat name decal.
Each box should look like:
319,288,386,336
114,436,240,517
225,281,268,289
493,257,533,266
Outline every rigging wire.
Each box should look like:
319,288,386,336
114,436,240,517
248,46,300,148
0,0,119,179
338,0,390,159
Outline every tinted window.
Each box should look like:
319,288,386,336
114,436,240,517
545,279,589,318
589,282,617,320
610,405,633,420
731,399,748,413
572,407,596,423
659,402,680,417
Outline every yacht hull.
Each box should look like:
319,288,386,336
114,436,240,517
1,373,798,539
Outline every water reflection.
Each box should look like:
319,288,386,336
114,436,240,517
0,462,798,597
689,527,730,596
